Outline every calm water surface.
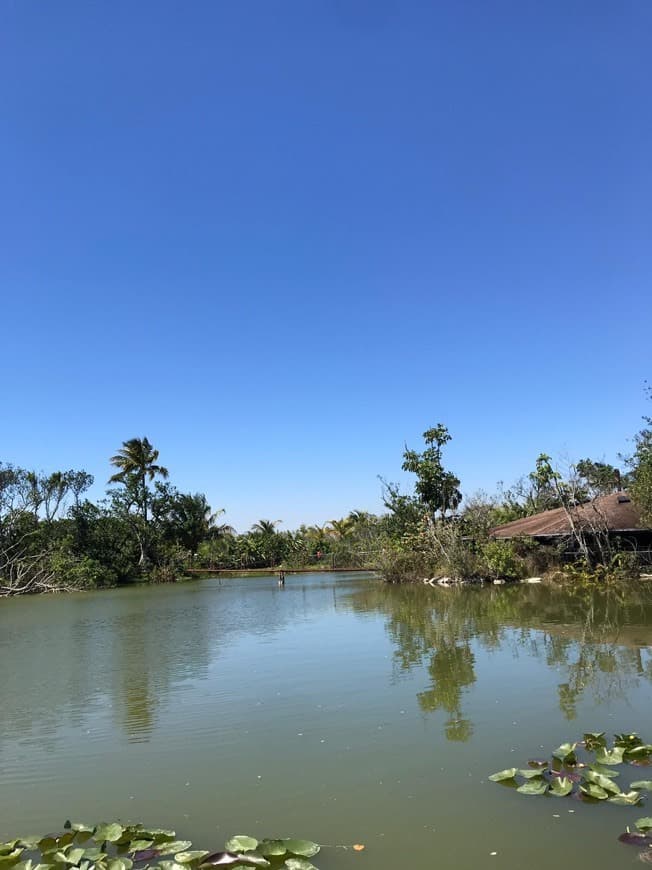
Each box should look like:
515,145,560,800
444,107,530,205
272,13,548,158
2,573,652,870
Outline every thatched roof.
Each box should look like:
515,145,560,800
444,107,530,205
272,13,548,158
490,492,648,539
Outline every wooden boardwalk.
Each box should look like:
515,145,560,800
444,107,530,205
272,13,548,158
185,566,376,577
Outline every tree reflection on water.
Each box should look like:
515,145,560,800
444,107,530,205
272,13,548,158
348,582,652,741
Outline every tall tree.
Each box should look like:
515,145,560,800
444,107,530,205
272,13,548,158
401,424,462,519
108,437,169,524
109,438,168,565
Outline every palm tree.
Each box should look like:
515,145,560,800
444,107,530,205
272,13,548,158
251,519,282,536
165,493,222,565
327,517,354,539
109,437,169,525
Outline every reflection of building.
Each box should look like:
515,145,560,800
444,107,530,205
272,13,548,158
490,492,652,553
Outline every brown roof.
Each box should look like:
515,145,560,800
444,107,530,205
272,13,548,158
490,492,649,539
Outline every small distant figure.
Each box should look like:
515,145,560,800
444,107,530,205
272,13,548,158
278,570,285,586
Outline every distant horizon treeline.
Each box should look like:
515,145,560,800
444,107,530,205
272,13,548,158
2,389,652,594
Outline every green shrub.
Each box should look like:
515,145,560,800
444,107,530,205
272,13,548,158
480,540,527,580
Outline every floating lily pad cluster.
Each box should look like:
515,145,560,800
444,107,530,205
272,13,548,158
0,824,322,870
489,732,652,804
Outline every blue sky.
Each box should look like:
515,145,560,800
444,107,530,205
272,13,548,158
2,1,651,531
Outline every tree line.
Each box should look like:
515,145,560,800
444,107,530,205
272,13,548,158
1,388,651,594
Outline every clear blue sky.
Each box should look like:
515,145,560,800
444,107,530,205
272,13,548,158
2,1,651,531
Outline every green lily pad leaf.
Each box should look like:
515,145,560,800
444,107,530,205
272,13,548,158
13,861,32,870
158,863,187,870
16,838,40,851
127,842,154,853
608,791,642,805
517,780,548,795
632,782,652,791
37,839,57,854
552,743,577,764
158,844,193,856
66,848,87,865
580,782,609,800
233,855,268,868
588,762,620,778
77,849,106,862
199,853,240,866
637,819,652,833
174,852,210,864
94,826,124,845
0,848,19,858
488,768,518,782
57,834,76,850
595,746,625,765
284,860,316,870
583,771,621,794
257,842,286,858
224,840,258,855
584,732,606,751
518,769,545,779
0,851,24,869
281,842,320,859
549,777,574,797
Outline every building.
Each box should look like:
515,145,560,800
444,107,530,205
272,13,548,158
490,492,652,554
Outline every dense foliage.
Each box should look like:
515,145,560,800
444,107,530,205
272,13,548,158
2,386,652,594
0,439,388,595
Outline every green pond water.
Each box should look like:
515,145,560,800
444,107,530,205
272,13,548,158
2,573,652,870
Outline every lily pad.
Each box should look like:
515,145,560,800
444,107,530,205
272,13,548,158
549,777,574,797
257,842,286,858
632,782,652,791
281,842,320,859
94,825,125,845
552,743,578,764
588,762,620,778
224,840,258,855
517,780,548,796
200,854,241,867
583,771,621,794
580,782,609,800
608,791,642,806
173,852,210,864
0,850,24,869
638,819,652,833
284,861,317,870
488,769,518,782
518,769,545,779
595,746,625,765
232,855,269,868
157,843,193,856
